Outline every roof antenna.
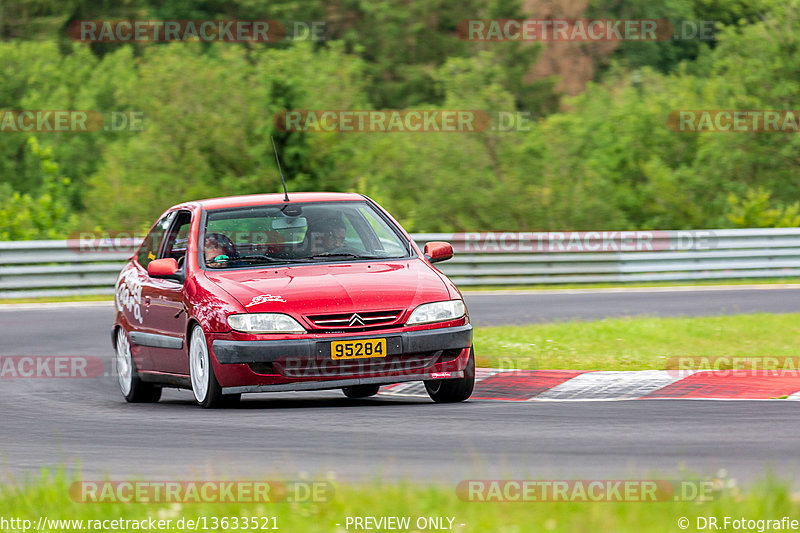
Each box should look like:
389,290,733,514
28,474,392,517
271,136,290,202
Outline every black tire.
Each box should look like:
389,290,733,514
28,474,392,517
189,324,237,408
220,393,242,406
342,384,381,398
424,347,475,403
116,327,162,403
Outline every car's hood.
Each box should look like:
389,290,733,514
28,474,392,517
203,259,450,317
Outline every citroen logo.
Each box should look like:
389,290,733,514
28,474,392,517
348,313,365,326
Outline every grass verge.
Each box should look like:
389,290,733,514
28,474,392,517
461,278,800,291
0,294,113,305
473,312,800,371
2,279,800,305
0,473,796,533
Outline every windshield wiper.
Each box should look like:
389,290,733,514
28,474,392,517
233,255,286,263
230,256,315,265
299,252,385,260
226,254,392,266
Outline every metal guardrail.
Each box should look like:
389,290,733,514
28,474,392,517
1,228,800,297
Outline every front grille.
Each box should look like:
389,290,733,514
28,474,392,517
306,309,403,330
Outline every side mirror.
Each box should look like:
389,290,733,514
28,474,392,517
424,242,454,264
147,258,184,282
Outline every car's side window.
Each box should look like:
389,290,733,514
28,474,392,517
161,211,192,268
137,212,175,269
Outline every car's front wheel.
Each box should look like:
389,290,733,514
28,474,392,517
424,347,475,403
189,324,240,408
116,327,161,403
342,384,381,398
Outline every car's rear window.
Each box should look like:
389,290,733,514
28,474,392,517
201,201,411,269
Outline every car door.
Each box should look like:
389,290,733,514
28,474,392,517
128,211,175,372
140,210,192,376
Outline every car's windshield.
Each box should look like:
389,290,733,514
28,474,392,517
202,201,411,269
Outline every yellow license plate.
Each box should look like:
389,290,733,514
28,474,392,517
331,339,387,360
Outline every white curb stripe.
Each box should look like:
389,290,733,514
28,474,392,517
373,368,800,401
787,391,800,401
533,370,690,400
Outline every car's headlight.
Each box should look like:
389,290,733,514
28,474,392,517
406,300,466,325
227,313,306,334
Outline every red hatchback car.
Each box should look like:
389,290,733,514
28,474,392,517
113,193,474,407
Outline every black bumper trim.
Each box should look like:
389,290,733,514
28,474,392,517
222,370,465,394
130,331,184,350
212,324,472,364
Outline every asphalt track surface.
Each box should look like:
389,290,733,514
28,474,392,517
1,286,800,485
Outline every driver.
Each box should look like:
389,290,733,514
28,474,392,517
308,217,347,255
204,233,235,267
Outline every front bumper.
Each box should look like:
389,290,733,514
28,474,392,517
222,370,466,395
212,324,473,364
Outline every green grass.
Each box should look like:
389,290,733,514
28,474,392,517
1,279,799,305
473,312,800,371
0,294,113,305
462,278,800,291
0,472,796,533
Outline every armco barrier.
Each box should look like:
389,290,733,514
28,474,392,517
1,228,799,297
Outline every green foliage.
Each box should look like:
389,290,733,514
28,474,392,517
334,0,543,110
726,188,800,228
81,42,370,230
2,0,800,237
0,138,77,240
587,0,701,74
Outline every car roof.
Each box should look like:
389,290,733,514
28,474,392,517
174,192,367,211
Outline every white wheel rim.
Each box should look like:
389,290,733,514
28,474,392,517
190,326,209,403
116,328,133,396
